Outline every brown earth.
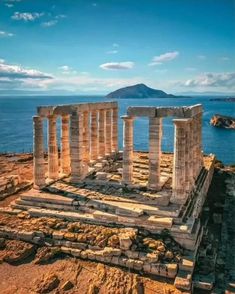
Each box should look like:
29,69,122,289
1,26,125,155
0,153,182,294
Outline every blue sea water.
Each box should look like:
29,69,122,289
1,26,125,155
0,96,234,165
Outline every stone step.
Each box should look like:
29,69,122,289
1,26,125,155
88,199,180,218
14,198,79,212
21,189,76,205
26,207,174,232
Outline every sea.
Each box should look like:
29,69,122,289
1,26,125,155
0,96,234,165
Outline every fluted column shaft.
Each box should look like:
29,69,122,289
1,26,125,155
112,107,118,153
105,109,112,155
61,115,70,175
148,117,162,190
188,120,195,188
98,109,105,158
171,119,190,204
83,111,90,174
33,116,45,189
70,112,84,182
48,115,59,180
184,120,192,192
122,116,134,184
90,110,98,160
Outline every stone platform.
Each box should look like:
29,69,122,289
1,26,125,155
11,152,215,251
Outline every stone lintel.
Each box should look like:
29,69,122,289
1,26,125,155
37,101,118,117
127,104,202,119
127,107,156,117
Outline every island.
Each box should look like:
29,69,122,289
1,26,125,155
210,114,235,129
106,83,186,99
210,97,235,102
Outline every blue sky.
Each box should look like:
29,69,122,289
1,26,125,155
0,0,235,94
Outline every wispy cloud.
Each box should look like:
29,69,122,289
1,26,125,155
0,30,14,37
149,51,179,66
58,65,77,75
41,20,58,27
100,61,134,70
41,14,67,27
112,43,119,48
5,3,14,8
183,72,235,88
12,12,44,21
0,59,52,79
106,50,118,54
55,14,67,19
197,55,206,60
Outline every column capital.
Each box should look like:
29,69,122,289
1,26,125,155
121,115,135,121
173,118,192,126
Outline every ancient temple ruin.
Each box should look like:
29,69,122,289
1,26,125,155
10,101,215,290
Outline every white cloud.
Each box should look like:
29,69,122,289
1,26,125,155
112,43,119,48
184,72,235,88
41,20,58,27
0,59,52,80
0,30,14,37
106,50,118,54
55,14,67,19
149,51,179,66
100,61,134,70
12,12,44,21
197,55,206,60
5,3,14,8
58,65,77,75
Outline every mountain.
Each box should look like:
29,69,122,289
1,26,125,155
106,83,182,98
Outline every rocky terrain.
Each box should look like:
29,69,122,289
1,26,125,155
0,153,183,294
0,153,234,293
210,114,235,129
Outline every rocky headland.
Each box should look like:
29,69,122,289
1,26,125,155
210,114,235,129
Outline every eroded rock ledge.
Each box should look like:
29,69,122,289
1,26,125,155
210,114,235,129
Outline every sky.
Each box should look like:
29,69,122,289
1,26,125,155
0,0,235,94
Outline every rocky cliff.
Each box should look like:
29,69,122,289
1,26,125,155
210,114,235,129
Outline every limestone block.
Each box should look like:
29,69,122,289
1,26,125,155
147,216,173,228
174,272,192,291
61,246,71,254
143,262,151,273
127,107,156,117
119,234,132,250
167,264,178,278
52,231,64,240
133,260,144,271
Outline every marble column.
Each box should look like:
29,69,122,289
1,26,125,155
105,109,112,155
148,117,162,190
33,116,45,189
197,112,203,171
70,111,84,182
98,109,105,158
188,119,195,188
184,120,192,193
171,119,190,204
83,110,90,173
192,116,198,179
122,116,134,184
48,115,59,180
112,107,118,153
90,110,98,160
61,114,70,175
